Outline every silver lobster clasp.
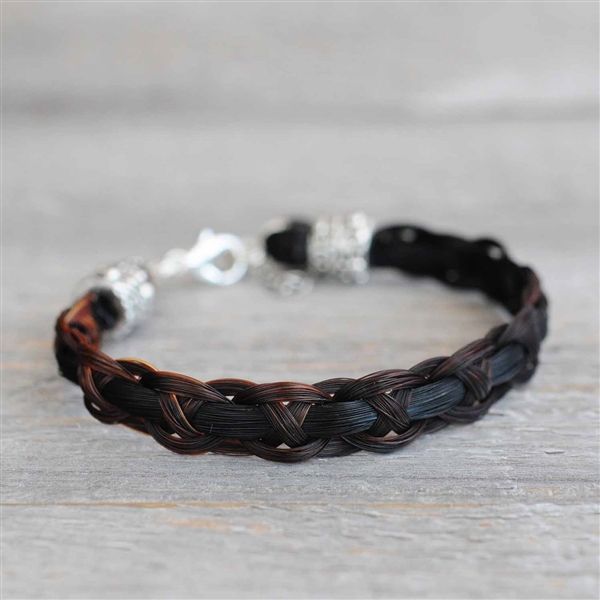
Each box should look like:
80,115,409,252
152,229,248,286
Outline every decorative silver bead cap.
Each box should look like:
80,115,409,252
75,258,155,338
307,212,374,284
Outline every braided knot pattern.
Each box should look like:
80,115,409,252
55,294,546,462
54,225,548,462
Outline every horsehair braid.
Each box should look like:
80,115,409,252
54,222,548,463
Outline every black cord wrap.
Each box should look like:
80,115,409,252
55,223,548,462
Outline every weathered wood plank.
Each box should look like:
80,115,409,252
2,118,598,599
3,3,596,118
2,3,598,599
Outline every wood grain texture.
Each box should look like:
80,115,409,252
2,3,599,599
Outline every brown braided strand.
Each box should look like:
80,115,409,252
54,224,548,462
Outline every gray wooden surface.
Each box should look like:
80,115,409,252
2,3,599,599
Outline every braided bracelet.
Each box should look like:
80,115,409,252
54,214,548,462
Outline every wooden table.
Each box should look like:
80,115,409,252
2,3,598,598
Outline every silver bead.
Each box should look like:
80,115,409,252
75,257,155,338
307,212,374,284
